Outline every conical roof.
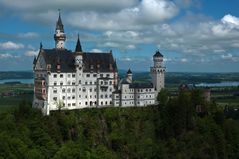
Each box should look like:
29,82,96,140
75,34,82,52
153,50,163,57
127,69,132,74
56,10,64,32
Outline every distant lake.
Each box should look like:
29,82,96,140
0,79,33,84
196,81,239,87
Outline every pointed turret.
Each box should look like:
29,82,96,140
127,69,132,74
126,68,133,83
54,9,66,49
56,9,64,32
75,34,82,52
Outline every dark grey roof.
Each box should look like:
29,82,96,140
82,52,117,72
127,69,132,74
40,49,117,73
56,12,64,32
41,49,75,72
129,82,154,89
153,50,163,57
75,34,82,52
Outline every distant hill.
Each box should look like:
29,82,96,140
0,71,33,80
0,71,238,86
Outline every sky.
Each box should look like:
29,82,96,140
0,0,239,72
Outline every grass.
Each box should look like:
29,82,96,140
0,84,33,93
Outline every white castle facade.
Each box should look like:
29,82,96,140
33,12,165,115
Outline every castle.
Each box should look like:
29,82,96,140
33,12,165,115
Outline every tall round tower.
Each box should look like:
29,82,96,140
54,10,66,49
150,50,166,94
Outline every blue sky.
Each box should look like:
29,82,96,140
0,0,239,72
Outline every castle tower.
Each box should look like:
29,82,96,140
54,10,66,49
126,69,133,84
150,50,166,95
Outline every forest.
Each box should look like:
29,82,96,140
0,89,239,159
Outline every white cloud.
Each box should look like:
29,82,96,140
65,0,178,30
90,49,102,53
0,0,139,12
25,50,39,57
181,58,188,63
0,53,19,59
222,14,239,28
126,44,136,49
17,32,39,38
0,41,24,50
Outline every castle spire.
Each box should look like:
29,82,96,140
56,9,64,32
75,34,82,52
54,9,66,49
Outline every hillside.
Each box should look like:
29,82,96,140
1,90,239,159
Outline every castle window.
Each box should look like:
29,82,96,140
105,94,108,98
67,88,71,93
53,97,57,101
100,74,103,77
79,80,81,84
106,74,110,77
72,74,75,78
62,88,65,93
72,103,76,106
68,96,70,100
53,74,57,78
53,89,57,93
105,101,108,105
101,102,103,105
68,103,71,107
90,81,92,85
79,95,81,98
79,88,81,91
101,81,103,85
54,82,57,86
85,95,87,98
62,96,65,100
109,81,112,85
86,74,90,77
60,74,63,78
60,82,63,86
90,88,92,92
79,102,81,105
85,81,88,85
67,81,71,85
72,89,75,93
83,88,86,92
93,74,97,77
85,102,88,105
68,74,70,78
72,96,75,99
101,95,103,98
104,81,108,85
